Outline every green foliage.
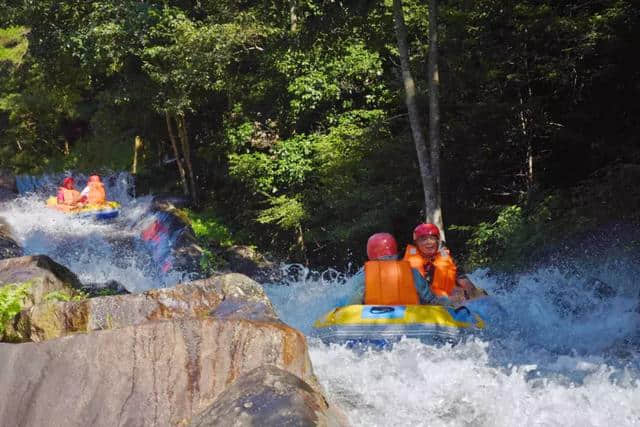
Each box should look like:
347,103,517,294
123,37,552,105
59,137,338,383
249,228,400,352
0,282,31,336
229,134,313,194
182,208,235,275
95,288,119,297
455,206,529,268
43,289,88,303
277,40,389,125
186,208,235,248
454,195,564,270
257,195,307,230
2,0,639,267
0,26,28,66
141,7,274,114
198,248,225,276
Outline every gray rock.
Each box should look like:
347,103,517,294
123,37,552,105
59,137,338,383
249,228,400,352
11,272,278,342
0,317,316,427
0,255,82,307
0,169,17,192
190,365,349,427
224,245,278,282
0,217,22,260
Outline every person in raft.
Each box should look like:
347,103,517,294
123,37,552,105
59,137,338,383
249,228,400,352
56,177,82,208
79,175,107,205
345,232,451,306
403,223,484,303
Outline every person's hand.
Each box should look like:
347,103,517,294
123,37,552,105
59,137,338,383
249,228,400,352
457,277,477,292
449,287,467,303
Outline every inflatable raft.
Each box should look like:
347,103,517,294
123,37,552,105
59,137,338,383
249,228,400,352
312,304,485,347
46,197,120,220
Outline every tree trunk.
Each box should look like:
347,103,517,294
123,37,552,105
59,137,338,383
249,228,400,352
177,114,198,206
427,0,445,240
393,0,439,229
290,0,298,32
297,224,308,266
519,92,534,195
165,111,189,196
132,136,143,175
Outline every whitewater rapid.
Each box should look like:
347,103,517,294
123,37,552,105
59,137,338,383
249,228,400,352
1,173,189,291
262,250,640,426
2,173,640,426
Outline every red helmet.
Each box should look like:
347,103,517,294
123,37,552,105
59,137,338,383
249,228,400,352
366,233,398,260
88,175,101,183
413,223,440,241
62,177,74,188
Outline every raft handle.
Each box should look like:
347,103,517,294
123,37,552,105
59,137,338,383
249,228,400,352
453,305,471,315
369,306,395,314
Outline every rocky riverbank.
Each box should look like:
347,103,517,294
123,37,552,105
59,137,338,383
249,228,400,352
0,255,348,426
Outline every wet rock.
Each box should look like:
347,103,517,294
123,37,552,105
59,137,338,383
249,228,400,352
11,273,278,342
0,217,23,260
172,230,206,274
189,365,349,427
152,193,192,209
81,279,129,297
0,317,315,427
0,187,17,203
0,169,17,192
141,202,205,278
223,245,277,282
14,299,89,342
0,255,83,307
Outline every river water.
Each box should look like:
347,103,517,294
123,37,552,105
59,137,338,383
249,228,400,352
2,173,639,426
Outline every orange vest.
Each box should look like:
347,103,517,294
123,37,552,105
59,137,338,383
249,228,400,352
403,244,457,297
364,260,419,305
59,187,81,205
86,182,106,204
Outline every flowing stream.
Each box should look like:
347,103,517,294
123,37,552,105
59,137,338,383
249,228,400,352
3,173,640,426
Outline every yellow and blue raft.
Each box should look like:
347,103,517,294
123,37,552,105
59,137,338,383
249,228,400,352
312,304,485,346
46,197,120,220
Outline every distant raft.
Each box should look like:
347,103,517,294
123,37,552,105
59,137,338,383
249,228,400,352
312,304,485,347
46,197,120,220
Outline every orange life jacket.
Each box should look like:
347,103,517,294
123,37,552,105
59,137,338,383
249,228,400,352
59,187,81,205
403,244,457,297
86,182,106,204
364,260,420,305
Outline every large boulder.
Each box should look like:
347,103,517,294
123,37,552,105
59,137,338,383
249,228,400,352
223,245,278,282
0,255,82,307
0,170,17,202
139,201,205,278
0,217,23,260
11,273,278,342
189,365,348,427
0,317,315,427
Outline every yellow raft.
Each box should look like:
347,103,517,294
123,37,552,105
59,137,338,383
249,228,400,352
46,197,120,220
312,304,485,346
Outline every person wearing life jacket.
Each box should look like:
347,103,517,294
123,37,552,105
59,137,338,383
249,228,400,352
56,177,82,207
79,175,107,205
344,232,448,306
403,223,480,303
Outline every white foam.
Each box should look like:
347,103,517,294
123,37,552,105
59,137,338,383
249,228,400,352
264,262,640,426
0,174,188,292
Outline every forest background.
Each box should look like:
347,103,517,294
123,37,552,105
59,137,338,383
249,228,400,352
1,0,639,271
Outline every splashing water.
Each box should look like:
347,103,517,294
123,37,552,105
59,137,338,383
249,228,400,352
3,173,640,425
1,172,191,291
264,244,640,426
